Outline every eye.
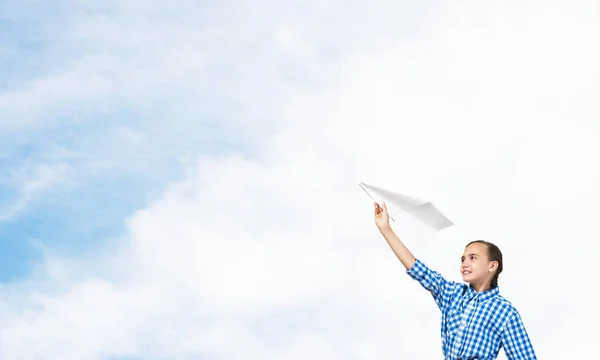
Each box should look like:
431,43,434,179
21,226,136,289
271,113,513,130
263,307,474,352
470,256,476,260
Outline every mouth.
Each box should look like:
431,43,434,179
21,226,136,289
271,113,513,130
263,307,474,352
462,270,472,276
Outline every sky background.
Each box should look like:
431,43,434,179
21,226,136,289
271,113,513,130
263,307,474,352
1,0,599,359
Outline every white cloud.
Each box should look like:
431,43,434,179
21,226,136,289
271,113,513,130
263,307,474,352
2,0,600,359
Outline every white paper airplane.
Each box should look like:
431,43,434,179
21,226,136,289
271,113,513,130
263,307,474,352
359,182,454,230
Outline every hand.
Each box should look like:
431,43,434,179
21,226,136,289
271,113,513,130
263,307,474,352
374,201,391,230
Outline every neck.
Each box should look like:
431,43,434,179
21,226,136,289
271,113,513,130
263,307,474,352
470,281,492,293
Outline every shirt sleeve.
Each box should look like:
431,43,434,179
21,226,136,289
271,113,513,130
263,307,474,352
501,310,537,360
406,259,457,311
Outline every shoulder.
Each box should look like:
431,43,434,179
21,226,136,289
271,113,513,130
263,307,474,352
453,281,468,293
496,294,521,311
490,294,523,326
494,294,514,306
490,293,516,311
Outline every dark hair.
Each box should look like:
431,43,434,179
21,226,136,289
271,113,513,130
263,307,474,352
466,240,503,288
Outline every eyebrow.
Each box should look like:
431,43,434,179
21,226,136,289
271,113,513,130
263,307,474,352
461,253,479,259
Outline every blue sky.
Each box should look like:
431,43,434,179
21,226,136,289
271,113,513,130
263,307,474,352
0,0,392,284
0,0,260,280
2,0,600,359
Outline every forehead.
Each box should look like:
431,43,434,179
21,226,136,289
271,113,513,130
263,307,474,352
463,242,488,257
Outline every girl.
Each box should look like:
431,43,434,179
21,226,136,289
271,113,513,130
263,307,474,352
374,201,537,360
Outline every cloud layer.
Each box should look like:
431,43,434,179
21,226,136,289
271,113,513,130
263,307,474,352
2,0,600,359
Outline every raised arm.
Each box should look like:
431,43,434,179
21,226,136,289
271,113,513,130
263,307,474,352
374,201,457,311
374,201,416,270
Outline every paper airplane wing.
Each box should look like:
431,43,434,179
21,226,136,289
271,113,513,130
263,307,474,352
360,183,424,210
359,182,453,231
404,202,453,230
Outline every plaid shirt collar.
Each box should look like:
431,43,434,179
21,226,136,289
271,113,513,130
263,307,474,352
464,285,499,302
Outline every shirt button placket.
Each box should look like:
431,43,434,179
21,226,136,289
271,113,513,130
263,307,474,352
457,295,479,359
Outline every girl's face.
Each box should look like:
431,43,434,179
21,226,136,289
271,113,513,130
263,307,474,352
460,242,496,287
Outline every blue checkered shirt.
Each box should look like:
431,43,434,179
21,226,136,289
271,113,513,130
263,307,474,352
407,259,537,360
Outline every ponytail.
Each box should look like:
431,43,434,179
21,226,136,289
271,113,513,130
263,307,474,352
490,273,499,288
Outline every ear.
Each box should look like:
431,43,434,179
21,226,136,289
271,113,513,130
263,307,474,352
488,261,499,272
